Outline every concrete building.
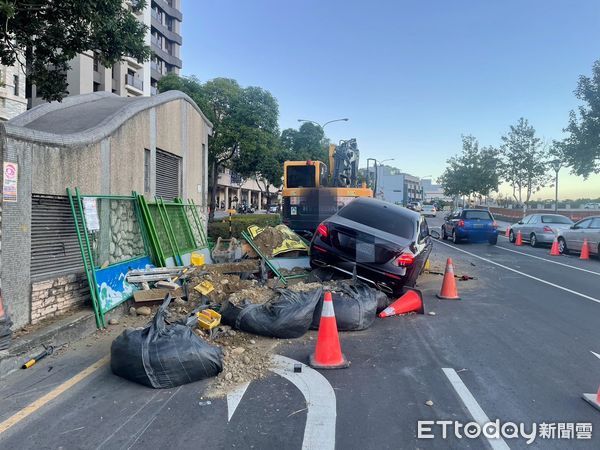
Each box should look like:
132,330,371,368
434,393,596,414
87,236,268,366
215,167,279,210
0,90,211,329
0,61,27,121
27,0,183,107
375,166,423,205
420,178,450,202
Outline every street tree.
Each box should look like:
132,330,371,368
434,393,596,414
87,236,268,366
438,135,500,202
500,118,550,207
561,59,600,177
280,122,328,163
0,0,150,102
158,74,280,218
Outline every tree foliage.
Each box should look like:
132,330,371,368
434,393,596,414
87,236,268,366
560,59,600,177
500,118,550,205
0,0,150,101
157,74,281,216
280,122,329,163
438,135,500,199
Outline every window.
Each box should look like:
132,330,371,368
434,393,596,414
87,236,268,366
463,210,492,220
590,218,600,229
13,74,19,96
286,165,316,188
520,215,533,224
575,218,592,229
529,215,539,224
418,219,429,242
93,52,100,72
338,200,416,239
541,215,572,224
144,149,151,192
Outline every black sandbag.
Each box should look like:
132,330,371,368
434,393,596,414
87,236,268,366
220,299,245,327
111,295,223,389
374,290,391,313
232,287,323,338
311,282,379,331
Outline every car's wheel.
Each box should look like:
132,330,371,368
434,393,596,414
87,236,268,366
509,230,516,243
558,237,568,255
452,230,460,244
489,236,498,245
530,233,538,247
441,226,447,240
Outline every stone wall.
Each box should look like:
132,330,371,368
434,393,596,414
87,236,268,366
106,200,145,265
30,273,89,324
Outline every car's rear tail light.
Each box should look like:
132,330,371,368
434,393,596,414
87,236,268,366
543,226,553,233
316,223,329,239
458,219,465,228
395,252,415,267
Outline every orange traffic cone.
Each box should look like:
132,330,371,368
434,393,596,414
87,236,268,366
549,237,560,256
436,258,461,300
505,226,510,238
515,230,523,246
583,385,600,412
580,239,590,260
379,288,424,318
309,291,349,369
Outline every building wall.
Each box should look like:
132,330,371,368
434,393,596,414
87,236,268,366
1,92,211,329
0,62,27,121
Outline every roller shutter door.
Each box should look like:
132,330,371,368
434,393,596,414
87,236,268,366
31,195,83,280
156,149,181,200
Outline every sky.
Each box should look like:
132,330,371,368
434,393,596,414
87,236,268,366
181,0,600,200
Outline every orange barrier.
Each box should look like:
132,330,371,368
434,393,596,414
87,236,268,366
436,258,461,300
550,238,560,256
580,239,590,260
515,230,523,246
379,288,424,317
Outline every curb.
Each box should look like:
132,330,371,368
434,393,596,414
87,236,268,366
0,303,127,380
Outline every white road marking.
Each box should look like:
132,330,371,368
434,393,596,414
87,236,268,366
591,351,600,361
442,368,510,450
227,382,250,422
435,240,600,305
495,245,600,276
271,355,336,450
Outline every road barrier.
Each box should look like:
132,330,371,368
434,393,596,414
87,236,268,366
580,239,590,260
515,230,523,246
550,238,560,256
379,288,424,317
436,258,461,300
309,291,349,369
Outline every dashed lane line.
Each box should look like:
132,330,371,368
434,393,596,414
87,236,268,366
435,240,600,305
442,368,510,450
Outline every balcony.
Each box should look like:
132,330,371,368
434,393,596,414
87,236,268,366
125,74,144,93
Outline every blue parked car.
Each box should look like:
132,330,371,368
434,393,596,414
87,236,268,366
441,208,498,244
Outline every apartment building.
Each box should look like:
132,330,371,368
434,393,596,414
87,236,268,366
0,61,27,121
375,166,424,205
27,0,182,107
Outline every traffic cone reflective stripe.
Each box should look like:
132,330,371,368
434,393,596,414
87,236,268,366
505,226,510,238
580,239,590,260
549,238,560,256
309,291,349,369
582,385,600,412
379,288,424,317
436,258,461,300
515,230,523,246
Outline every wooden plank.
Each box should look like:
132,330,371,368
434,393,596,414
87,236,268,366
133,288,184,303
127,267,185,276
127,274,174,282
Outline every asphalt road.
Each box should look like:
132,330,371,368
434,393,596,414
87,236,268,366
1,215,599,449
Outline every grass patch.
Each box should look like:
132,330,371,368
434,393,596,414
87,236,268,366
208,213,281,239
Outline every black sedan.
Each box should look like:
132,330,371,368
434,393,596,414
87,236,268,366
309,197,433,296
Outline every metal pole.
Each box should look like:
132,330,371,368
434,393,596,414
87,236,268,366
374,161,378,199
555,169,559,212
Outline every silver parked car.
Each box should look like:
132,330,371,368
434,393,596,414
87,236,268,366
509,214,573,247
557,216,600,256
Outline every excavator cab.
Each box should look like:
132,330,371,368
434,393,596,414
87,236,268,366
283,160,328,189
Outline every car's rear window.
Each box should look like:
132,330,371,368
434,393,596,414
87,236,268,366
541,215,572,224
338,201,415,239
423,205,434,210
463,210,492,220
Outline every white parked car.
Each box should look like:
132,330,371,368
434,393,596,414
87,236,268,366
583,203,600,210
421,205,437,217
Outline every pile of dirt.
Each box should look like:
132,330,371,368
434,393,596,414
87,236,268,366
205,260,259,274
228,286,274,305
251,226,288,257
202,327,277,397
188,272,257,305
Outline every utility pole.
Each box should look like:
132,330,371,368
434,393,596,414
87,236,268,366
550,159,562,212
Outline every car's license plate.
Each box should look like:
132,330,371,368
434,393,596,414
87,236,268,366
473,223,484,228
290,206,297,215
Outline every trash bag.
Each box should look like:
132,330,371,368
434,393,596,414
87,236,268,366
223,287,322,339
311,282,379,331
111,295,223,389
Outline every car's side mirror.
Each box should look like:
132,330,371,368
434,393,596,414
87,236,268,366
429,230,441,240
518,221,523,225
571,225,577,229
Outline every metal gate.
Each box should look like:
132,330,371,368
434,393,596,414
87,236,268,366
31,194,83,280
155,149,181,200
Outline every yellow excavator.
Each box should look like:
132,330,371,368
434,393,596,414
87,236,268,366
281,139,373,236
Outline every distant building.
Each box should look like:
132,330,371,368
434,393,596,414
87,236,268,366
27,0,183,106
215,167,279,210
420,178,450,202
375,166,423,205
0,60,27,121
